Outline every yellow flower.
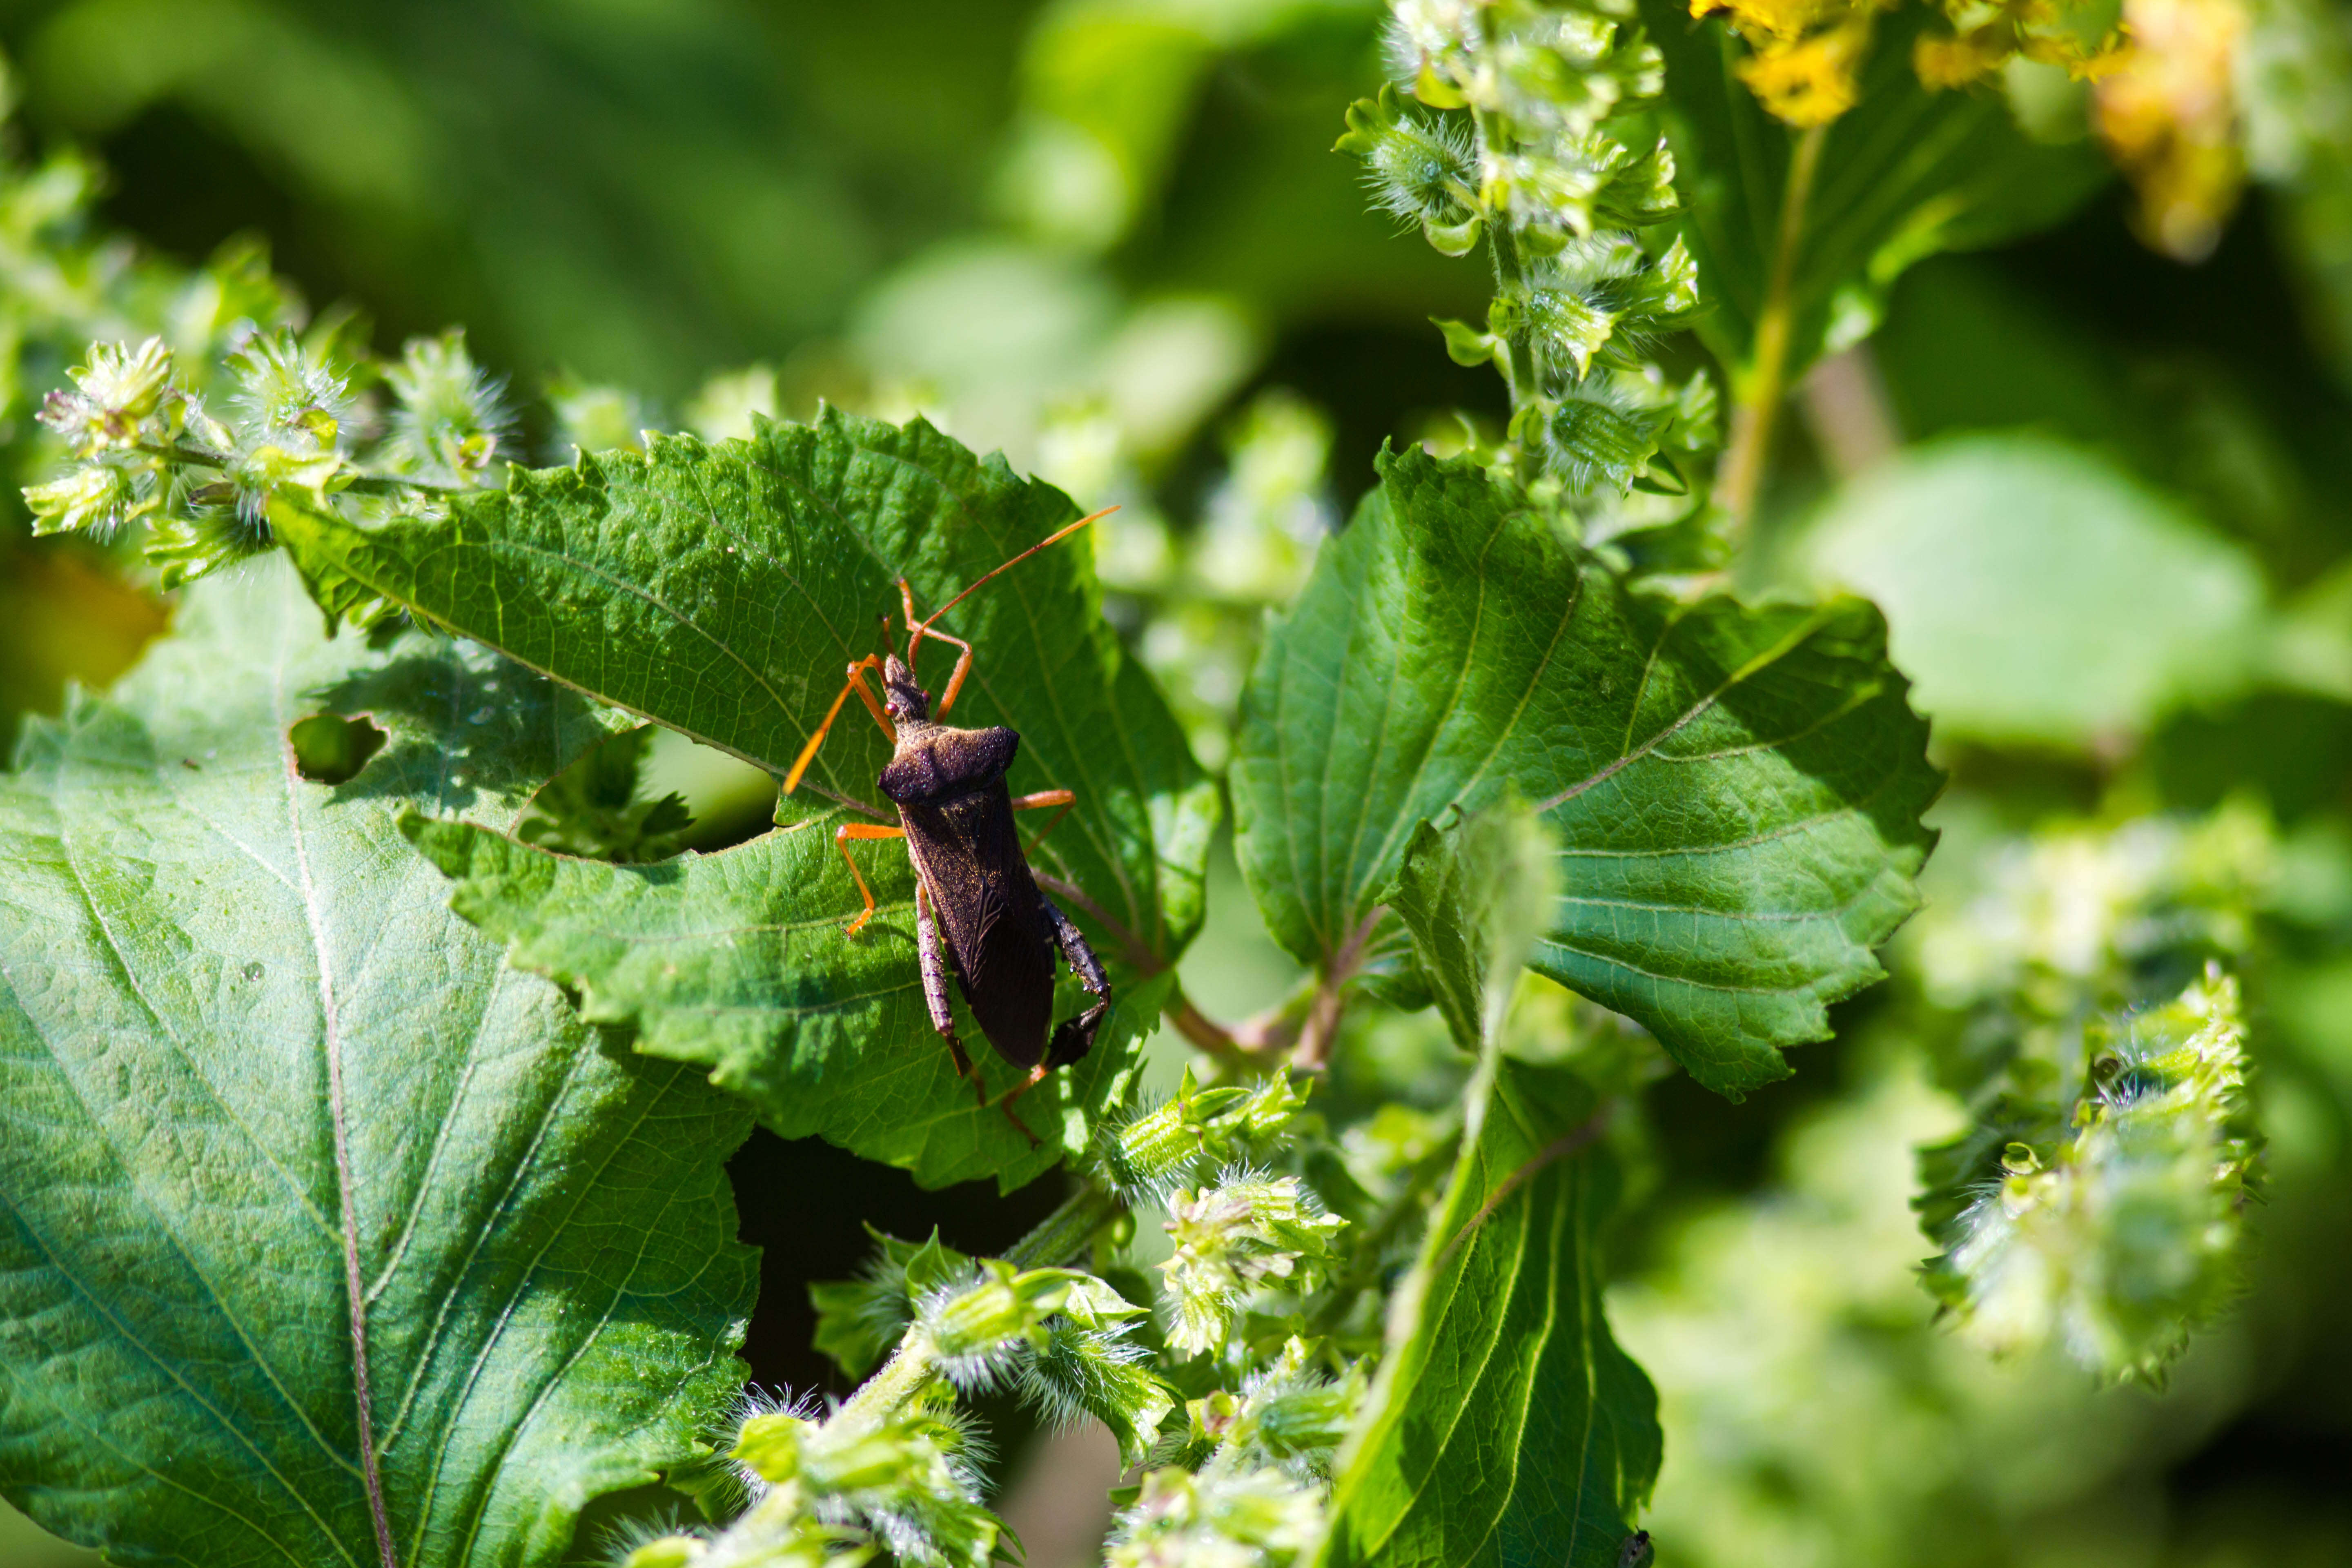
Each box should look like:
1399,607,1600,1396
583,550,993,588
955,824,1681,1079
1912,0,2131,91
1740,18,1876,124
2096,0,2249,260
1692,0,1887,127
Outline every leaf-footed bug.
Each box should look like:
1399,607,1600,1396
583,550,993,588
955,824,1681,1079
782,508,1117,1141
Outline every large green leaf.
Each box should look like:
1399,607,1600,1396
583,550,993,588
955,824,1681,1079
1232,447,1938,1096
1317,1056,1659,1568
1326,793,1654,1565
1640,0,2109,386
0,564,758,1568
403,811,1170,1190
272,408,1214,1184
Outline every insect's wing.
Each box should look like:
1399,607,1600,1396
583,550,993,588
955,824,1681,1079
904,792,1058,1068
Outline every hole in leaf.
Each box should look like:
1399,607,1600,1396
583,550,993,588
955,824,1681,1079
290,713,387,784
517,724,697,863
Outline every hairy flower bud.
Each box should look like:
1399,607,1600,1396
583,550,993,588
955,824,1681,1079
915,1260,1088,1390
385,329,510,481
1931,967,2255,1380
724,1389,998,1568
1160,1173,1345,1355
23,463,147,538
1099,1069,1311,1198
1106,1463,1327,1568
38,338,180,456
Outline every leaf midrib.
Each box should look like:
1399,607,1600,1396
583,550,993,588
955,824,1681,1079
0,788,365,1563
275,608,399,1568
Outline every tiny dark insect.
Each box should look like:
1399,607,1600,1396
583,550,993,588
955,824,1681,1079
781,508,1116,1140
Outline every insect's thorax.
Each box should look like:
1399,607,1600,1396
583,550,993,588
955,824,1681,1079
878,718,1021,806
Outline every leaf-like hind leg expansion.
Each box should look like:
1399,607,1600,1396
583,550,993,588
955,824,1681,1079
915,882,984,1105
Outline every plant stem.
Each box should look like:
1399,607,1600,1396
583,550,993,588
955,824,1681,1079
1296,907,1386,1071
1004,1185,1123,1270
344,472,465,497
843,1335,941,1420
135,439,464,496
1473,107,1544,424
1718,121,1828,531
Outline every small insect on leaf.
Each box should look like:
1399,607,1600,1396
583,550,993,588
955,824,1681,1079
785,509,1121,1143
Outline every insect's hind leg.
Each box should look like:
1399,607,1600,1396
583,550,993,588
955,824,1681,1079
915,882,986,1106
990,897,1113,1138
995,893,1114,1131
1040,895,1109,1002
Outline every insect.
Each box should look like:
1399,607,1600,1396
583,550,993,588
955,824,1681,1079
782,509,1117,1136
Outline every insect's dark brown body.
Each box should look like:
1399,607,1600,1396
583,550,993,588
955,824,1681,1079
878,655,1109,1074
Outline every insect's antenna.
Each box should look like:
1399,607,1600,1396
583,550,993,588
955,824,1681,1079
913,506,1116,643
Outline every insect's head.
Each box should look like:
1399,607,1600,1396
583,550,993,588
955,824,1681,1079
880,653,930,724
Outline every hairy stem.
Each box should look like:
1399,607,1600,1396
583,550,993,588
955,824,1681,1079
343,472,465,497
1004,1185,1123,1271
843,1334,942,1421
1473,107,1545,424
136,439,464,495
1718,122,1829,530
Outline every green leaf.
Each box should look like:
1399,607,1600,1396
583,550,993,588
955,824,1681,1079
1233,447,1938,1096
1641,0,2110,385
1388,798,1561,1054
1432,316,1497,368
1798,433,2267,748
402,815,1172,1190
1317,1058,1658,1568
0,563,758,1568
272,408,1214,1183
512,724,693,865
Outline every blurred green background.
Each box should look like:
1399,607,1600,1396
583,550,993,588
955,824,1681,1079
5,0,2352,1565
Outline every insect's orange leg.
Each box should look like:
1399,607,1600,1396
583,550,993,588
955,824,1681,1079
784,655,892,795
834,821,906,936
997,1064,1049,1145
931,629,976,718
1010,788,1075,857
